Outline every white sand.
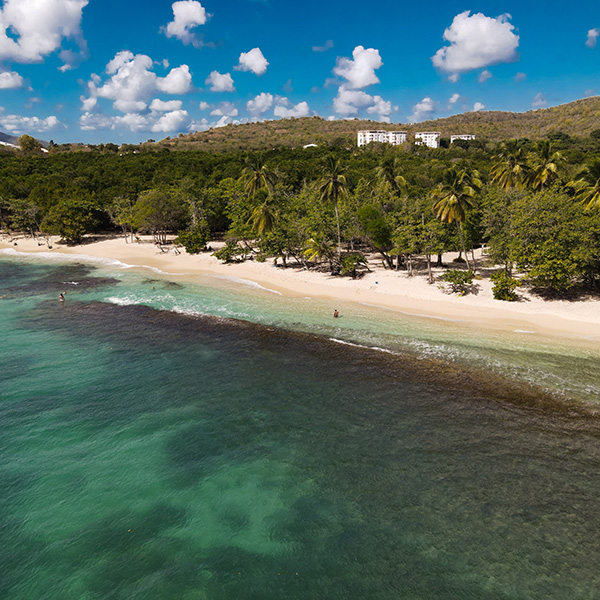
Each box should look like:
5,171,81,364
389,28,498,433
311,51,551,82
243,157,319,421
3,233,600,341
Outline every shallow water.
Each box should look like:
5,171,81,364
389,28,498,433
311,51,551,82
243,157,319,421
2,255,600,599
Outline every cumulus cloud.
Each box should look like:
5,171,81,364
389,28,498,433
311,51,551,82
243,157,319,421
408,97,436,122
0,0,88,69
161,1,209,46
149,99,183,111
210,101,238,117
586,28,600,49
448,93,461,105
515,72,527,82
247,92,274,117
332,86,394,121
333,46,383,89
0,70,23,89
198,101,210,110
83,51,194,113
151,110,190,132
274,100,310,118
473,102,486,111
234,48,269,76
80,109,191,133
432,11,519,77
531,93,547,109
205,71,235,92
478,69,492,83
313,40,333,52
0,113,59,133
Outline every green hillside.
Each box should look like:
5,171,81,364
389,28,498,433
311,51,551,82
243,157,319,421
154,96,600,153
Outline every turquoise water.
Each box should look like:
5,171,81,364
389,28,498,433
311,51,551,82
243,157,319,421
2,253,600,599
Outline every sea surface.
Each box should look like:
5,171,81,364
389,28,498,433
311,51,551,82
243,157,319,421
1,251,600,599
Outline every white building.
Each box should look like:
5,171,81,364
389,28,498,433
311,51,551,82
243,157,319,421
415,132,441,148
357,130,408,147
450,134,476,143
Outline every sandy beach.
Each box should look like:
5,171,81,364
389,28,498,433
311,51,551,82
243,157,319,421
3,233,600,342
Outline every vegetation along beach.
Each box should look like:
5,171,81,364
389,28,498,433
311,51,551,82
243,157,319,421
3,1,600,596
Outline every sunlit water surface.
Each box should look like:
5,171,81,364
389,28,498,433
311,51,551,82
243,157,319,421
1,252,600,599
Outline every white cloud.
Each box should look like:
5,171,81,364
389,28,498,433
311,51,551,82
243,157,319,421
515,72,527,82
151,109,190,132
333,45,383,89
408,97,436,122
157,64,193,94
473,102,486,111
274,100,310,118
205,71,235,92
80,109,191,133
313,40,333,52
0,113,59,133
198,101,210,110
0,0,88,69
150,99,183,112
0,70,23,89
448,93,461,105
531,93,547,109
210,101,238,117
84,51,194,113
235,48,269,76
478,69,492,83
247,92,273,117
586,28,600,49
432,11,519,77
161,0,209,46
332,86,394,121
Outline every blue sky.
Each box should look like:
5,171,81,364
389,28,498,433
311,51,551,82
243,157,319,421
0,0,598,144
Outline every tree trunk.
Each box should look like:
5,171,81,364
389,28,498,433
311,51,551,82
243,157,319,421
334,201,342,259
457,223,471,270
426,253,434,284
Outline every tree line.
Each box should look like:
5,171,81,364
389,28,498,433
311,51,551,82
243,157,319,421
1,136,600,295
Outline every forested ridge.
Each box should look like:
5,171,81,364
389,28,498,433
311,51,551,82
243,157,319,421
3,126,600,297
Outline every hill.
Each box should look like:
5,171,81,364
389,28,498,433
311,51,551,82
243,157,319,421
153,97,600,153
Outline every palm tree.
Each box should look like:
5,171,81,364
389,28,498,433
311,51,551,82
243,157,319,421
490,140,530,190
431,166,482,270
248,200,276,236
319,156,348,259
240,155,278,198
568,160,600,210
526,140,564,191
375,157,407,196
304,234,336,271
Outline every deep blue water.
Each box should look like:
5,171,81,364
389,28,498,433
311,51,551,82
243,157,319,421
1,255,600,599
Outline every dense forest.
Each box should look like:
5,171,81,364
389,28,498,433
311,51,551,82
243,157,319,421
2,127,600,298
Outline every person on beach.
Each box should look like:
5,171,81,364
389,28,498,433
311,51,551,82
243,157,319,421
333,309,339,318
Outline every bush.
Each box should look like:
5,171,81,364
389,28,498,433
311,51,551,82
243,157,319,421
490,271,521,301
176,223,209,254
212,241,250,263
440,269,476,296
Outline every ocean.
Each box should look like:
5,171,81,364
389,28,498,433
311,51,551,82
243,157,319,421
1,251,600,599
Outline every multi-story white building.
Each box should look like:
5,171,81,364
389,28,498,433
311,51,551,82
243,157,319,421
357,130,408,147
414,132,441,148
450,134,476,143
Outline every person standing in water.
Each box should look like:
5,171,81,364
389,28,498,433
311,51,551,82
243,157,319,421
333,309,339,318
59,293,64,302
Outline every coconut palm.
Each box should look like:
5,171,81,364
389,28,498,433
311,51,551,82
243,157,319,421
526,140,564,191
240,155,278,198
490,140,530,190
375,157,407,196
568,160,600,210
319,156,348,259
431,166,482,270
304,234,336,271
248,200,276,236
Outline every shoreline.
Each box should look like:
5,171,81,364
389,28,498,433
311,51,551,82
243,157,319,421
3,234,600,343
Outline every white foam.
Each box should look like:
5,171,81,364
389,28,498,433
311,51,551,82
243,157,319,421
514,329,535,334
212,275,283,295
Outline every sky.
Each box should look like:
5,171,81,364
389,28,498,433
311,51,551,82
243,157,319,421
0,0,598,144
